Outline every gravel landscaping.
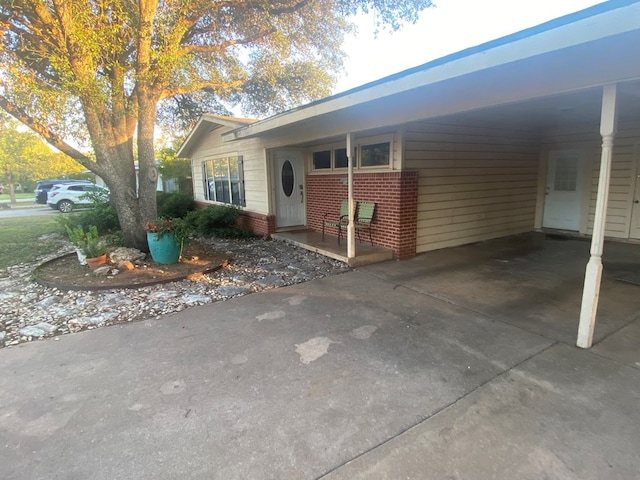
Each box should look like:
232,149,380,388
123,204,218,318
0,235,350,348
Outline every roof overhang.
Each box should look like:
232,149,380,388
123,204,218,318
222,0,640,143
177,114,256,158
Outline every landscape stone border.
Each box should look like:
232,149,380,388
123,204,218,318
33,252,229,291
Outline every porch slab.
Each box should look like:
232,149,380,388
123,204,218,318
273,229,394,267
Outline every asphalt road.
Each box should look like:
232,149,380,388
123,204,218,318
0,202,57,218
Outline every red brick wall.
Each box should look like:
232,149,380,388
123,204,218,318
306,172,418,259
194,201,275,236
236,210,275,236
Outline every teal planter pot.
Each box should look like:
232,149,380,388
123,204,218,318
147,232,181,264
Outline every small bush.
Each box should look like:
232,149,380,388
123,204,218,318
55,199,119,235
185,204,254,238
157,191,196,219
65,225,107,258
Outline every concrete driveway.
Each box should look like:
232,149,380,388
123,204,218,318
1,233,639,479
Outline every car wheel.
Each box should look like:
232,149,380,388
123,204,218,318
58,200,74,213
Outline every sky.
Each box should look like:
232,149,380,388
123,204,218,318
336,0,606,94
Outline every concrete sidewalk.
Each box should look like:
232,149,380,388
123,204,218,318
1,236,639,479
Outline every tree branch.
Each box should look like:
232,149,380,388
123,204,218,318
161,79,245,100
182,28,277,55
0,93,92,165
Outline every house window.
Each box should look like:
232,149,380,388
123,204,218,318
311,147,352,171
312,150,331,170
360,142,390,168
309,135,393,173
202,155,245,206
554,157,578,192
335,148,348,169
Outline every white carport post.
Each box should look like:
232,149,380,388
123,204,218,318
347,132,356,260
577,83,618,349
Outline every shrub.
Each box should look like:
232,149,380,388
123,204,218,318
185,204,255,238
65,225,107,258
55,197,119,235
157,191,196,219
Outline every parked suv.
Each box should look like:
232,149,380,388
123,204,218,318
34,179,92,204
47,183,109,212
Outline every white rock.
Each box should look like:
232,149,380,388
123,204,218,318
182,294,212,306
92,266,112,276
34,295,62,308
34,322,58,334
109,247,146,263
149,290,179,300
19,326,46,337
216,285,250,297
0,292,19,301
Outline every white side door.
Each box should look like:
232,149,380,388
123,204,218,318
274,150,305,228
543,150,586,231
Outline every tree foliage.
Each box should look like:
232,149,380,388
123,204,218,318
0,0,433,249
157,145,193,194
0,116,85,201
157,147,191,184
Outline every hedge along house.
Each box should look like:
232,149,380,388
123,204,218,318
178,0,640,348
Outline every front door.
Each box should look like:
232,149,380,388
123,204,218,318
543,150,586,231
274,150,305,228
630,145,640,239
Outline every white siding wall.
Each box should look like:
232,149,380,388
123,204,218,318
541,121,640,239
406,122,540,252
190,127,269,215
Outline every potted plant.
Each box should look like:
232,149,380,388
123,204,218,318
66,225,89,265
144,217,192,264
66,225,107,268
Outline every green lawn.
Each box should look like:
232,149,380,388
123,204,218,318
0,216,66,269
0,191,36,205
0,192,34,201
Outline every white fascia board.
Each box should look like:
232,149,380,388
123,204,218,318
177,114,256,157
224,1,640,141
176,115,210,158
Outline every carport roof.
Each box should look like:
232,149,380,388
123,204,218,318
219,0,640,143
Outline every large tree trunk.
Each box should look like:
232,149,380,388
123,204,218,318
111,182,149,252
78,82,159,252
134,92,160,251
95,154,145,251
137,94,159,226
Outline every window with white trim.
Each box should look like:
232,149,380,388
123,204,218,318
360,142,390,168
335,148,349,168
309,135,393,173
312,150,331,170
202,155,245,206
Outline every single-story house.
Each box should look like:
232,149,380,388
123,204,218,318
178,0,640,348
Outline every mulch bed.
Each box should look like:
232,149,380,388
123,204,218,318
33,241,229,291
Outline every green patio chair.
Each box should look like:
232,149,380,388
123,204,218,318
355,201,375,245
322,200,354,245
